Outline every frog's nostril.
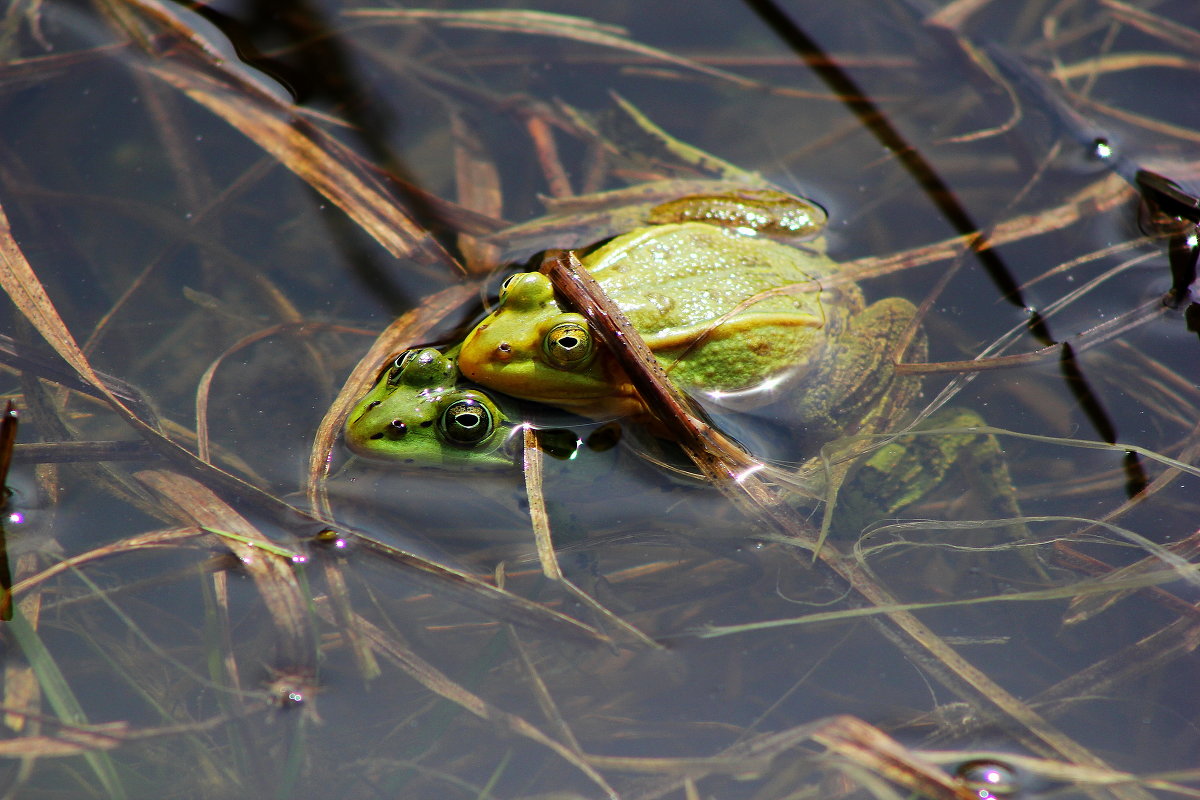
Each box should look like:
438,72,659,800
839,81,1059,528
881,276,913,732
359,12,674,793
496,342,513,361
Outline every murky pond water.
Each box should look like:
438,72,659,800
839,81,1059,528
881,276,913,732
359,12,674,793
1,1,1198,798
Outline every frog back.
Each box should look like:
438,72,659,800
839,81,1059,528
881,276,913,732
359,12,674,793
584,222,864,396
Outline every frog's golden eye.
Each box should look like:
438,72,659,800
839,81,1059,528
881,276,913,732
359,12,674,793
542,322,594,369
438,398,494,446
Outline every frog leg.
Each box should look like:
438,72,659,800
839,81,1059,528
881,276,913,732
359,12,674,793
836,408,1019,524
789,296,925,549
789,296,925,451
838,407,1050,577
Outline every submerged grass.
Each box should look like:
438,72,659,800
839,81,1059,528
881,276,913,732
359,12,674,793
7,605,128,799
696,547,1198,639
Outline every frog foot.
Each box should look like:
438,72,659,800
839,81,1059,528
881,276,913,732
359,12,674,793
829,408,1030,545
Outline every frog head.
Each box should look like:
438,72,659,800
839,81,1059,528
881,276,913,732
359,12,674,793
344,347,517,469
458,272,641,418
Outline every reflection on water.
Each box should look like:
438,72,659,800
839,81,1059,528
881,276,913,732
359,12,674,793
0,0,1198,797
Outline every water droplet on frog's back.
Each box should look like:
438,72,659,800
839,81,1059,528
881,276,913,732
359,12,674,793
642,292,674,314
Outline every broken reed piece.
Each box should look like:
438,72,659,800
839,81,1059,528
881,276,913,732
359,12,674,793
0,401,16,620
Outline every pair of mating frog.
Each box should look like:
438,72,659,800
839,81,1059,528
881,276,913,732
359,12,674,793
345,189,931,496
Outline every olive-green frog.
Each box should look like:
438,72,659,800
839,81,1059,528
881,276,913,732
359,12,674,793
458,189,926,451
344,347,520,470
345,346,590,469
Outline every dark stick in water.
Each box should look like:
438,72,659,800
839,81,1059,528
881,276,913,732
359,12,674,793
0,401,18,621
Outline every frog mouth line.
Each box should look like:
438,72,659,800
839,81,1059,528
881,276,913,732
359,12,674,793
460,356,613,401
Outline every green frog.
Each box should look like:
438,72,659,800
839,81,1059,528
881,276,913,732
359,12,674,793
458,189,926,452
344,347,520,470
344,346,591,469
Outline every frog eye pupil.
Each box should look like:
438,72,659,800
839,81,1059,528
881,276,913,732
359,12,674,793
439,399,494,446
543,322,594,369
